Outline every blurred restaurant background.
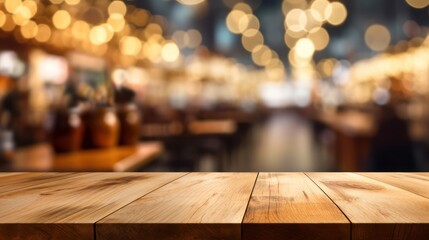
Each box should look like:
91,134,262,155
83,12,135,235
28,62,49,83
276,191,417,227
0,0,429,172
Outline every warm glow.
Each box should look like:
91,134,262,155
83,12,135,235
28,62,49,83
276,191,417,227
310,0,330,22
241,31,264,52
120,36,142,56
284,31,298,48
144,23,163,37
71,20,90,40
20,20,37,39
325,2,347,26
243,28,258,37
107,13,125,32
108,1,127,16
2,14,15,31
101,24,114,42
161,42,180,62
0,11,6,27
304,9,323,32
143,41,162,61
251,45,272,66
177,0,205,5
285,9,307,32
226,10,247,34
12,5,31,26
89,25,108,45
295,38,315,59
406,0,429,8
307,27,329,51
5,0,21,14
365,24,391,52
65,0,80,5
317,58,337,77
23,0,38,18
35,24,51,42
52,10,71,30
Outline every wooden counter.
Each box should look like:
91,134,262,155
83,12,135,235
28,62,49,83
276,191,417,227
2,142,163,172
0,172,428,240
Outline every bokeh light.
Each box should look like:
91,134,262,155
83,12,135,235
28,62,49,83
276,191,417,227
365,24,391,52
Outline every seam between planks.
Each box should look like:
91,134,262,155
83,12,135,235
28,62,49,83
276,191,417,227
92,172,191,240
355,172,429,200
240,172,259,240
303,172,353,240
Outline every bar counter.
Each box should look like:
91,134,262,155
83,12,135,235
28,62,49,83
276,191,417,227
0,172,428,240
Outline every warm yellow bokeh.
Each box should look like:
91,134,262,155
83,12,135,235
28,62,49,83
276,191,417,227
325,2,347,26
52,10,71,30
120,36,142,56
35,24,51,42
365,24,391,52
161,42,180,62
108,1,127,16
295,38,315,59
308,27,329,51
406,0,429,8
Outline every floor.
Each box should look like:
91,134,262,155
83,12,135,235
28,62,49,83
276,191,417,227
145,111,336,172
229,111,334,172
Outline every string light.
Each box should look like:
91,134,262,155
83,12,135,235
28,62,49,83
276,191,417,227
226,2,285,81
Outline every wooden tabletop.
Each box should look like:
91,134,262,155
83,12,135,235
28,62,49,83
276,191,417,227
0,172,428,240
2,142,163,172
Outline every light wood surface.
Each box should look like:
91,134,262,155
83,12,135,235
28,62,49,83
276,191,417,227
0,172,429,240
307,172,429,240
243,173,349,240
358,172,429,199
6,142,163,172
0,172,186,239
97,172,257,240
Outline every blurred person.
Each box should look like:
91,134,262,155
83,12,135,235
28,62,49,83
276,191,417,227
1,75,33,146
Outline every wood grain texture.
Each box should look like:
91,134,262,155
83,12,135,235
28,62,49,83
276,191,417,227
307,172,429,240
414,172,429,177
0,172,86,196
0,172,24,177
243,173,349,240
97,172,258,240
0,172,186,240
358,173,429,199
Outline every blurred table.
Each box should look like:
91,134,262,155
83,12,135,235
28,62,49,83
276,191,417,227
1,142,163,172
314,110,375,171
317,110,375,137
187,119,236,135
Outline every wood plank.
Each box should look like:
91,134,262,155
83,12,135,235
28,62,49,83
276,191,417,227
243,173,349,240
0,172,24,177
0,172,86,195
97,172,257,240
0,172,187,240
358,173,429,199
307,172,429,240
414,172,429,177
